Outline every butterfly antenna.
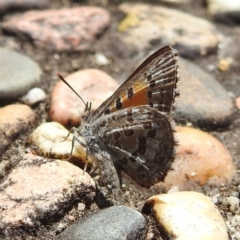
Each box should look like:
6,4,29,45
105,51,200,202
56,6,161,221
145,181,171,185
57,73,88,108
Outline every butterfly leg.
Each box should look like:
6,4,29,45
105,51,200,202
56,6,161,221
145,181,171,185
94,151,122,202
72,133,90,172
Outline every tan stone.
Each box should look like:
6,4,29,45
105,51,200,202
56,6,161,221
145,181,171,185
162,126,236,187
143,191,229,240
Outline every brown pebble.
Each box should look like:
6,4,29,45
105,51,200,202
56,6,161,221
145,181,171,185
0,104,35,154
218,57,233,71
161,126,236,188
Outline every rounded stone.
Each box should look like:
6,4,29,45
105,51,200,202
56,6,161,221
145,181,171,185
173,58,235,129
161,126,236,188
50,69,119,127
2,7,110,52
20,87,46,106
27,122,91,164
118,3,220,58
142,191,229,240
0,48,42,100
0,104,35,155
57,206,146,240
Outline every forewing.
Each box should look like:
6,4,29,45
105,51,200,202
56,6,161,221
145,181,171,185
91,45,179,121
93,106,175,187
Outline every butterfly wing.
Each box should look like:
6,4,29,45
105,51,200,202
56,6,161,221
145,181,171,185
90,45,179,121
91,106,175,187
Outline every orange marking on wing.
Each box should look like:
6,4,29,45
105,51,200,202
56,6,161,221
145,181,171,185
123,88,148,108
110,81,149,112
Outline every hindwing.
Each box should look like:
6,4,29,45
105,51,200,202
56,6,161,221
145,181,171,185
90,106,175,187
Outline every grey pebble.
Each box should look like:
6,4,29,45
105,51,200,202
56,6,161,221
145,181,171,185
117,3,220,59
174,58,235,129
0,48,42,101
0,0,49,12
57,206,146,240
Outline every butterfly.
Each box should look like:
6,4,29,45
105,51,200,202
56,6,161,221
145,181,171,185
60,45,179,201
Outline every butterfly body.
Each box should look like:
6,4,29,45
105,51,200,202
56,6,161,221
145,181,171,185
74,46,179,200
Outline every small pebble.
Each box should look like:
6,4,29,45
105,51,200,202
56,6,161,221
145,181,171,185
142,191,229,240
218,57,233,71
68,216,76,221
94,53,109,65
20,87,46,106
211,194,221,204
78,203,86,211
226,215,240,239
222,196,240,211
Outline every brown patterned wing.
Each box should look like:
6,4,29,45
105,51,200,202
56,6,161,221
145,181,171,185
90,45,179,122
91,106,175,187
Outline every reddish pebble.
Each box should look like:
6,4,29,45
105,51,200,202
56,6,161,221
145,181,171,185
2,7,110,52
50,69,119,126
235,96,240,110
68,215,75,221
160,126,236,188
0,104,35,154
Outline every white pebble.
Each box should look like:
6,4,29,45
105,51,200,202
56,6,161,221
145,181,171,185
230,215,240,227
94,53,109,65
21,87,46,106
222,196,240,211
211,194,221,204
226,215,240,239
78,203,86,211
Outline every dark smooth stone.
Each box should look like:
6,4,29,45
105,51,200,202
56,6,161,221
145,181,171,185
0,0,49,12
57,206,146,240
173,58,235,129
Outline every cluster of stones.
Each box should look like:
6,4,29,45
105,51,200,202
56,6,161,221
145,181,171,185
0,0,240,239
